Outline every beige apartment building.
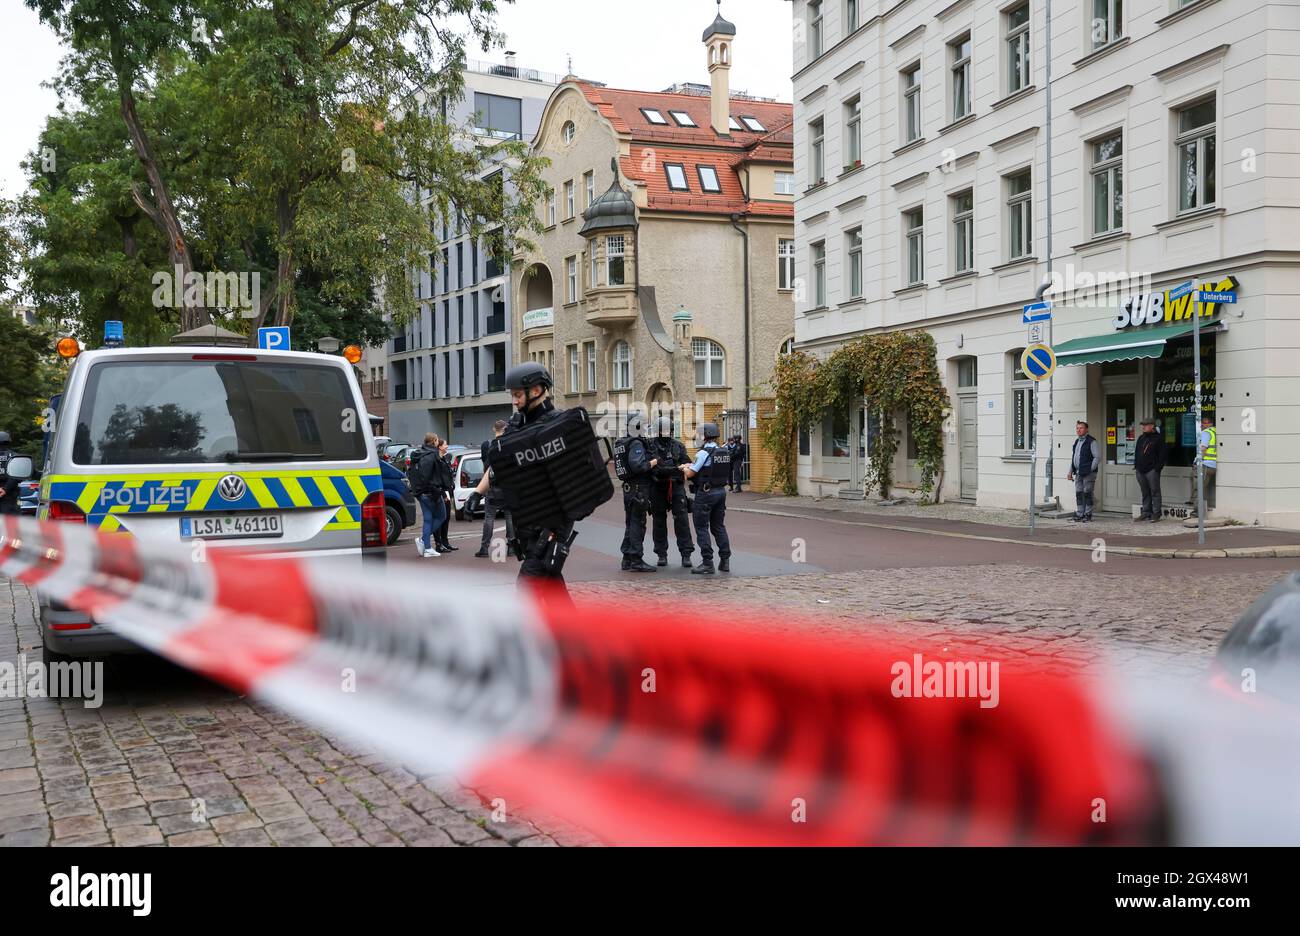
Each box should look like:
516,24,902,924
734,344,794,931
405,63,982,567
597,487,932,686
792,0,1300,528
513,9,796,457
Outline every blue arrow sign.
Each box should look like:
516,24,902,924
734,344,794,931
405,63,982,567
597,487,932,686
1168,280,1195,301
1194,291,1237,304
1023,301,1053,324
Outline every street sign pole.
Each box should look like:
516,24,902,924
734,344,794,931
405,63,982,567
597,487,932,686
1020,343,1056,534
1029,379,1037,535
1193,290,1205,546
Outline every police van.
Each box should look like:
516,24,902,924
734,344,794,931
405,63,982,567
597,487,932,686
38,335,386,664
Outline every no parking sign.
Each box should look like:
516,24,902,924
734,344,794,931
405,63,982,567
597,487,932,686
1020,344,1056,382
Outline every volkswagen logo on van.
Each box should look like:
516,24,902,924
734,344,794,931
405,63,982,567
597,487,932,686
217,474,248,502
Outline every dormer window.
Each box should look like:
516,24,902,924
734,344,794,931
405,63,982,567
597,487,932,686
642,108,669,125
669,110,697,127
665,163,690,192
697,165,722,193
740,116,766,132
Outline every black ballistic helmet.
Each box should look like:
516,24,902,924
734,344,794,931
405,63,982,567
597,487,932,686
0,431,10,445
504,362,552,392
626,410,647,434
656,416,674,437
701,422,721,440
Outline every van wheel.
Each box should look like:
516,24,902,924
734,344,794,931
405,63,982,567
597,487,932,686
384,505,403,546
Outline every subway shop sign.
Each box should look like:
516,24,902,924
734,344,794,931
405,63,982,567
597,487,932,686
1113,275,1239,331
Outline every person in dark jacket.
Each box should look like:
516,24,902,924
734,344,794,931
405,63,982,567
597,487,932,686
1066,421,1100,522
728,435,747,492
407,433,446,558
1134,418,1168,522
434,438,458,552
0,432,21,515
474,420,514,558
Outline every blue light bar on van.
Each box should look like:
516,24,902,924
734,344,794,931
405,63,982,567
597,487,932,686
103,320,125,348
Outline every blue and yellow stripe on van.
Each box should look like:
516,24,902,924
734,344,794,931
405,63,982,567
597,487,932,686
38,469,383,533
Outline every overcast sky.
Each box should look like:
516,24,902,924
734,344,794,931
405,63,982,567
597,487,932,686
0,0,793,200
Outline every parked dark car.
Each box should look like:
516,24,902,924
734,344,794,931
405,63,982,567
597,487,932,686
379,458,417,546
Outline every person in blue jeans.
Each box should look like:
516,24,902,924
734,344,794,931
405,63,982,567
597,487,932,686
409,433,447,558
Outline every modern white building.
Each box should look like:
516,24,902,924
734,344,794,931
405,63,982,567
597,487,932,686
386,57,560,446
790,0,1300,529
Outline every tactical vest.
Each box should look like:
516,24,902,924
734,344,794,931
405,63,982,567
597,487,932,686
701,445,732,486
613,436,649,482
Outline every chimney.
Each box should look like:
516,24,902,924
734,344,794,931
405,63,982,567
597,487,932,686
703,3,736,136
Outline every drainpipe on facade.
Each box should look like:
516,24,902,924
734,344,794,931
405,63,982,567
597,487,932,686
1042,0,1056,505
730,213,751,438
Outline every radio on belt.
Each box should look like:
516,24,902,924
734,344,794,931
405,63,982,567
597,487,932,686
486,407,613,531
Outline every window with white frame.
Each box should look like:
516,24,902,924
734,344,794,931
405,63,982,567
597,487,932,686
846,0,860,33
951,190,974,274
697,165,722,193
584,171,595,208
844,96,861,169
740,116,767,132
950,34,972,122
808,1,823,59
585,341,597,391
810,118,825,184
1176,98,1216,213
1010,349,1035,454
1006,170,1032,260
565,256,577,303
902,63,922,143
665,163,689,191
778,238,795,291
1091,131,1123,235
669,110,696,127
904,207,924,285
562,121,575,144
589,239,599,288
811,241,826,307
546,192,557,227
693,338,725,388
641,108,668,125
564,180,575,219
775,171,795,195
846,227,863,299
606,234,626,286
1091,0,1123,49
612,340,632,391
779,336,796,357
568,345,579,393
1006,4,1030,95
728,116,743,132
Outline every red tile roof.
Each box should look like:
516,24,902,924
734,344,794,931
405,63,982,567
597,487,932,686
577,82,793,219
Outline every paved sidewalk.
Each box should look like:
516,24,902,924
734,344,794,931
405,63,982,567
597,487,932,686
0,579,600,847
744,494,1300,558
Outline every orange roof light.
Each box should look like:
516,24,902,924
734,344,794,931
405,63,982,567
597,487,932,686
56,337,80,360
342,344,363,365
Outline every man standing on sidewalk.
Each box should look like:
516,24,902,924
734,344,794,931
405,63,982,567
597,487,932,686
1066,421,1099,523
1198,415,1218,510
474,420,514,558
1134,418,1167,523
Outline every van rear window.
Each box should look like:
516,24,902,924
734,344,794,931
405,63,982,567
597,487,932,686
73,361,367,465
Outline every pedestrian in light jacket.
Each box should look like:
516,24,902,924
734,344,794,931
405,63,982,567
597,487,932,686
1134,418,1167,522
1066,421,1100,522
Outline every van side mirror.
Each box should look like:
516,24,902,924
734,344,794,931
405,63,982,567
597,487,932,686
4,456,33,480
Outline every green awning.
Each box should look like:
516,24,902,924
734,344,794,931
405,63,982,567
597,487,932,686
1054,317,1221,367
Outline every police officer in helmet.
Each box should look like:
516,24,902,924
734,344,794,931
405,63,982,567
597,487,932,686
613,410,658,573
650,416,694,568
679,422,732,575
0,432,20,516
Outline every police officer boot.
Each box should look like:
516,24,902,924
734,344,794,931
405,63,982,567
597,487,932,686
656,555,668,567
627,558,656,573
681,555,693,569
692,560,715,575
718,556,730,573
621,557,632,571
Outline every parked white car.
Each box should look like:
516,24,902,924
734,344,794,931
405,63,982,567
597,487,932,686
452,452,486,521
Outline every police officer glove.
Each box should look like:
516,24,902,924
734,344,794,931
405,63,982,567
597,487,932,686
466,492,483,514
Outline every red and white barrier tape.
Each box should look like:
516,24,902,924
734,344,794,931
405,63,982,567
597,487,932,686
4,514,1299,845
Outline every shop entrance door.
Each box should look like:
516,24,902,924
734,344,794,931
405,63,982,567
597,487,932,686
1100,384,1142,513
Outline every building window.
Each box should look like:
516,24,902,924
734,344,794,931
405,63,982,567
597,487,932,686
780,336,796,357
562,121,576,144
1176,98,1216,213
728,116,743,131
697,165,722,193
846,227,863,299
641,108,668,125
606,234,626,286
740,116,766,132
1006,170,1032,260
808,1,823,59
1092,0,1123,49
904,207,924,286
1006,4,1030,95
585,341,597,391
810,118,825,184
844,96,861,169
665,163,689,192
775,171,795,195
1010,350,1035,454
950,34,972,122
565,256,577,303
1091,131,1123,235
589,239,599,288
957,356,977,389
612,340,632,391
952,190,974,274
778,238,795,291
546,192,557,227
669,110,696,127
564,180,575,219
846,0,859,33
472,92,522,140
693,338,725,388
902,63,922,143
811,241,826,307
584,171,595,208
568,345,579,393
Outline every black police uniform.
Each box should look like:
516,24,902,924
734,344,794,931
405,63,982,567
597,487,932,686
0,445,20,516
503,398,569,584
691,441,732,571
729,438,747,492
650,434,694,566
613,430,656,570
